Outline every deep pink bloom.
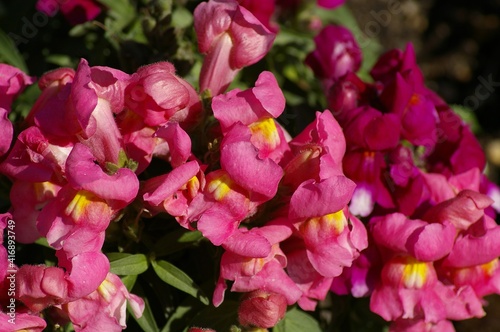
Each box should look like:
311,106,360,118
293,207,367,278
220,123,283,200
0,64,34,156
0,108,14,158
0,126,72,182
0,64,34,110
370,255,484,323
36,0,101,25
238,290,287,328
187,169,257,245
282,110,346,189
306,25,361,91
317,0,344,8
343,150,394,216
213,222,302,307
238,0,278,32
282,239,334,310
212,71,289,162
25,67,75,127
125,62,202,127
36,143,138,255
142,160,204,224
194,0,276,95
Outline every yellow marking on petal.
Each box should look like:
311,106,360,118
97,279,117,302
65,190,99,223
206,173,233,201
481,259,499,276
33,181,58,201
363,150,375,159
249,118,280,150
401,257,429,289
409,93,420,106
186,176,200,199
242,257,266,276
302,210,347,235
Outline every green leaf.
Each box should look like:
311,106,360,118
0,28,28,73
109,254,149,275
188,300,239,331
151,259,209,305
96,0,136,33
161,303,192,332
34,237,51,248
120,274,138,292
154,229,203,257
172,7,193,29
273,307,322,332
129,296,159,332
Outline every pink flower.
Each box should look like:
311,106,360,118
212,71,289,163
194,0,275,95
213,222,302,307
0,64,34,110
0,126,72,182
220,123,283,200
238,290,287,328
36,0,101,25
282,110,346,189
142,160,204,224
0,312,46,332
16,251,110,311
36,143,138,256
0,64,34,156
125,62,202,127
64,273,144,331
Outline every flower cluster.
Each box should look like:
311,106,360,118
0,0,498,331
309,24,500,331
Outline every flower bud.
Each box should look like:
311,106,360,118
238,290,287,328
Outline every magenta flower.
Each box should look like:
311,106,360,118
306,25,361,91
282,110,346,189
36,0,101,25
0,64,34,110
238,0,278,32
0,64,34,156
194,0,275,95
317,0,345,8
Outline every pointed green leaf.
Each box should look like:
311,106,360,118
0,28,28,73
154,229,203,257
273,307,322,332
151,259,209,305
110,254,148,275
